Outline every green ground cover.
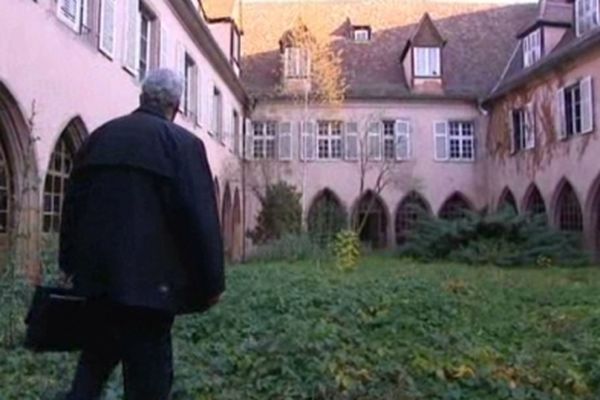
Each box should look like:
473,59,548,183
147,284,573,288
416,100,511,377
2,257,600,399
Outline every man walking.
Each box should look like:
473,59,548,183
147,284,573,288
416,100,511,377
60,69,225,400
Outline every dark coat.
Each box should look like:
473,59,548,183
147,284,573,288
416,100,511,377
59,106,225,315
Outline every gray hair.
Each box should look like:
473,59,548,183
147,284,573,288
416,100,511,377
140,69,184,110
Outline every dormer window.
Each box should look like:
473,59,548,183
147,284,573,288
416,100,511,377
576,0,600,36
284,47,310,79
523,29,542,67
352,26,371,42
414,47,441,77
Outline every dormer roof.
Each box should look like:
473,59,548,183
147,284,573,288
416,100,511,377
401,13,446,61
517,0,572,38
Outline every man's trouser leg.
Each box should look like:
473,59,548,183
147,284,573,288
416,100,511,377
66,303,174,400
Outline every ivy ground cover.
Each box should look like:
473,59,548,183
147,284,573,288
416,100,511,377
2,257,600,399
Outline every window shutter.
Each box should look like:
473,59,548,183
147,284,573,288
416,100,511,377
278,122,293,161
581,76,594,134
244,119,254,160
99,0,116,57
123,0,141,75
175,42,185,111
195,69,202,126
395,120,411,160
509,110,516,154
57,0,83,32
367,122,382,160
434,121,449,161
556,88,567,140
301,121,316,161
344,122,359,161
190,67,198,122
160,27,170,68
526,103,536,149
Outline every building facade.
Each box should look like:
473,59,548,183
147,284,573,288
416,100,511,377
2,0,599,271
1,0,248,274
239,0,600,258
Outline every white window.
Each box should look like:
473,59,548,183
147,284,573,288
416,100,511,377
367,122,382,160
383,120,410,160
383,121,396,160
510,107,535,152
344,122,359,161
252,121,277,159
124,0,141,75
576,0,600,36
278,122,293,161
138,6,155,81
557,77,595,139
183,55,198,120
233,111,241,156
414,47,441,77
353,27,371,42
300,121,316,161
57,0,86,33
212,87,223,140
523,29,542,67
99,0,116,57
284,47,310,79
317,121,343,160
434,121,474,161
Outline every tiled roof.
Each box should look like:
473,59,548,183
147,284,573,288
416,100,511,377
240,0,537,101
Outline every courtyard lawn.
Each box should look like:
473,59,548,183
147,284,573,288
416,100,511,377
2,257,600,399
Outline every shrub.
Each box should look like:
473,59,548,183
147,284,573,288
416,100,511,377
248,233,329,263
332,229,361,271
248,182,302,244
401,208,589,267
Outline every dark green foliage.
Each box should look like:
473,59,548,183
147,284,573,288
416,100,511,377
2,257,600,399
401,208,589,267
248,233,330,263
247,182,302,244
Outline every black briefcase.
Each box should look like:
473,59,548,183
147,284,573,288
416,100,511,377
24,286,89,352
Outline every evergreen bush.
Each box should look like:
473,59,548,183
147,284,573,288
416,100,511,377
248,182,302,244
400,208,589,267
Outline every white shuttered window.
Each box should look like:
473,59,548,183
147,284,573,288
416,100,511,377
434,121,449,161
124,0,141,75
57,0,84,33
344,122,359,161
99,0,116,57
395,120,411,160
301,121,316,161
367,122,382,160
278,122,293,161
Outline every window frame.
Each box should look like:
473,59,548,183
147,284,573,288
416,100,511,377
284,47,310,79
382,120,396,161
576,0,600,36
511,108,527,153
523,29,542,67
251,121,277,160
414,47,442,78
448,121,475,162
212,86,223,141
316,120,343,161
352,26,371,42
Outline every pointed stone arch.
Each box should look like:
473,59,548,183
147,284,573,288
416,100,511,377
222,183,233,261
586,173,600,261
42,117,88,233
438,192,473,220
352,190,389,249
498,187,518,213
395,191,431,245
522,183,547,220
0,81,39,273
214,177,221,222
552,178,583,233
232,187,243,262
307,188,347,245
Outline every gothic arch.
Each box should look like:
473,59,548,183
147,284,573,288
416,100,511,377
214,177,221,221
307,188,347,244
522,183,547,219
42,117,88,233
222,183,233,260
352,190,389,249
551,178,583,233
498,187,518,213
232,187,243,262
395,191,431,245
585,173,600,260
0,81,39,272
438,192,473,220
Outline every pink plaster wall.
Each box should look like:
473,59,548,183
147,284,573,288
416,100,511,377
0,0,244,197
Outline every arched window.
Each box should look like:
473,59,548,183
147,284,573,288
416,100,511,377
353,191,388,248
439,193,472,220
523,184,547,218
43,130,78,233
395,192,430,245
307,189,347,244
0,143,9,234
498,188,517,213
555,182,583,232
